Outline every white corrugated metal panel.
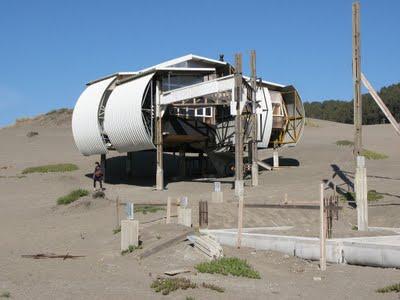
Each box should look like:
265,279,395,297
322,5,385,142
72,76,115,156
257,87,273,148
104,73,155,153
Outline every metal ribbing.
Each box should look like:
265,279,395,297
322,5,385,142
104,73,155,153
72,77,115,156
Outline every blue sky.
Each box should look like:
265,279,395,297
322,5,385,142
0,0,399,126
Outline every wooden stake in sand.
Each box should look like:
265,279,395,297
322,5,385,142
166,197,172,224
320,182,326,271
115,197,120,229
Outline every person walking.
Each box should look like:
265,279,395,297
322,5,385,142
93,162,104,191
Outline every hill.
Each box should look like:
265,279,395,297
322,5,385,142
13,108,72,128
304,82,400,125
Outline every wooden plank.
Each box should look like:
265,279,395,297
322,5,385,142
361,73,400,136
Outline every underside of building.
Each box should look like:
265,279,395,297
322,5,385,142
72,54,305,178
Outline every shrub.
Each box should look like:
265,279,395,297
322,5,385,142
22,163,78,174
0,291,10,298
195,257,260,279
340,190,384,203
121,244,142,255
151,277,196,295
113,226,121,234
376,283,400,293
135,205,164,214
57,189,89,205
335,140,354,146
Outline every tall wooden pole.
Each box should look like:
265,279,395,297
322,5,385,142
319,182,326,271
352,1,362,156
234,53,244,197
155,80,164,190
234,53,244,248
250,50,259,187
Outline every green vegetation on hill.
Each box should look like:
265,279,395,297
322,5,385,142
304,83,400,124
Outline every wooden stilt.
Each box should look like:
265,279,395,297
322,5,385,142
250,50,259,187
320,182,326,271
155,80,164,190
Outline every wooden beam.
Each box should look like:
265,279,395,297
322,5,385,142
361,73,400,136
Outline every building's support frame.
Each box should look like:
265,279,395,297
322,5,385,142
250,50,259,186
352,1,362,157
234,53,244,248
352,1,368,231
101,154,107,182
155,80,164,190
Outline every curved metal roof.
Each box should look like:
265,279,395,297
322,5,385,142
104,73,155,153
72,76,115,156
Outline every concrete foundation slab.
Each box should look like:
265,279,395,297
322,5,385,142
201,227,400,269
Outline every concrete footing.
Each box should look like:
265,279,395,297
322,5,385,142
121,219,139,251
234,180,244,199
177,207,192,227
355,156,368,231
201,227,400,269
273,150,279,169
211,191,223,203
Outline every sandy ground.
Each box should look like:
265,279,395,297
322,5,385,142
0,119,400,299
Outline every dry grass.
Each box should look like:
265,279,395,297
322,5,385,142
361,149,388,160
57,189,89,205
376,283,400,293
22,163,78,174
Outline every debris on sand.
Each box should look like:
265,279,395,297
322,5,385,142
187,235,223,260
21,253,85,260
26,131,39,137
164,269,191,276
92,190,105,199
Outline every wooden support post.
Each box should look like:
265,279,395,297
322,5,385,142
234,53,244,199
273,149,279,169
100,154,106,182
352,1,362,156
166,197,172,224
234,53,244,248
155,80,164,190
320,182,326,271
179,148,186,178
250,50,259,187
115,197,120,229
199,201,208,228
355,156,368,230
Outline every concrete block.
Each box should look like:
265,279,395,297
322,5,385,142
121,219,139,251
273,150,279,169
211,191,223,203
177,207,192,227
